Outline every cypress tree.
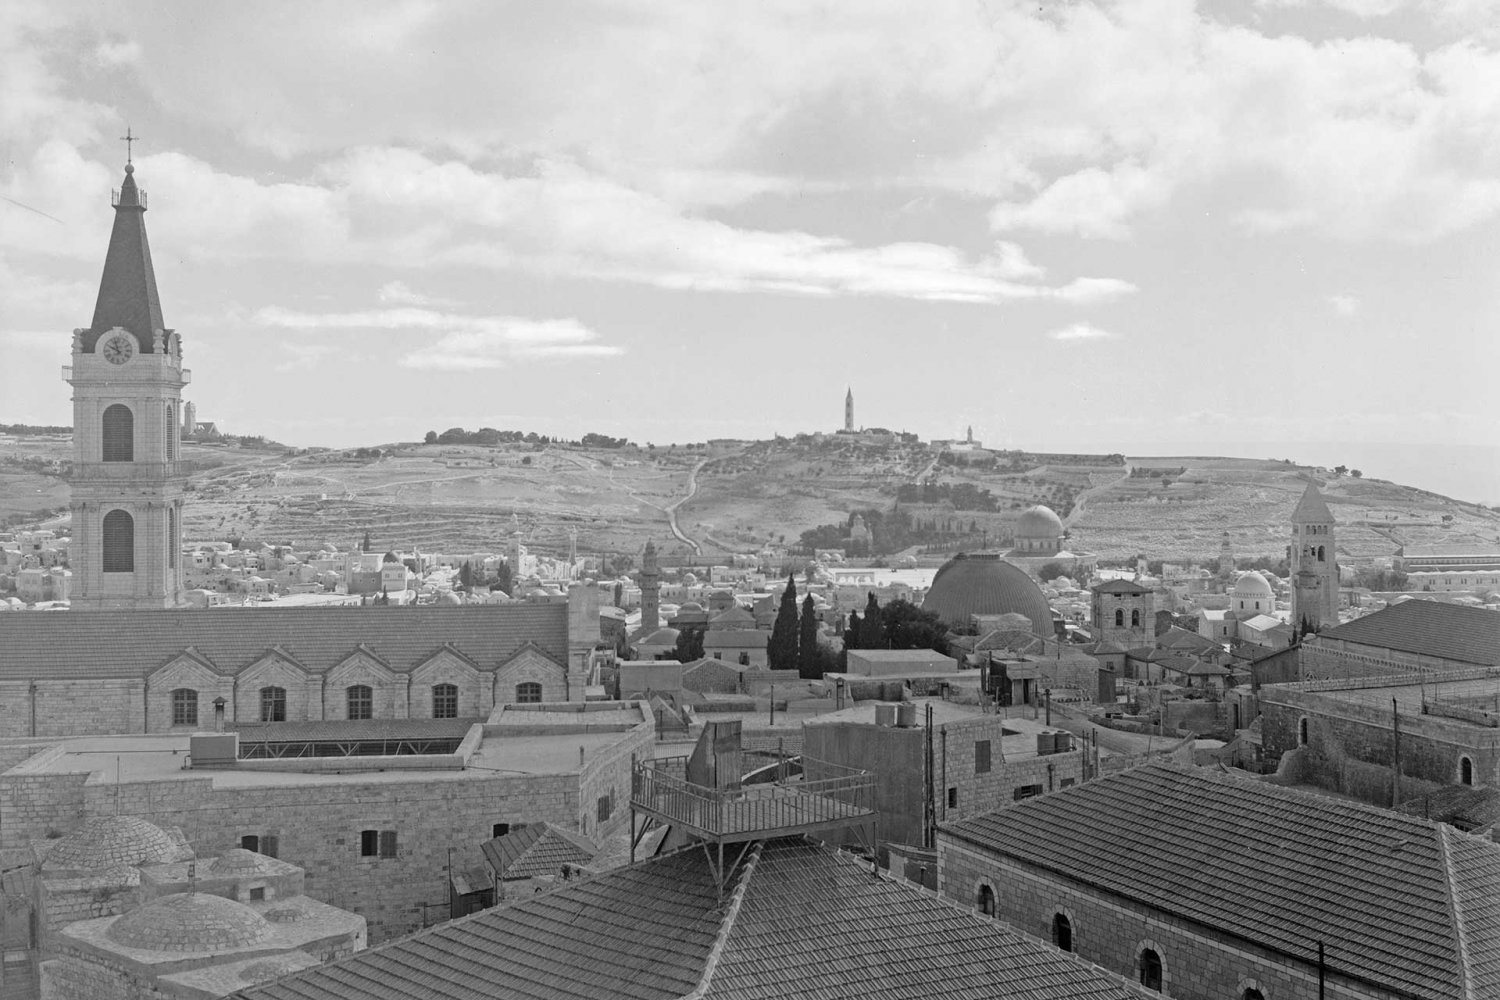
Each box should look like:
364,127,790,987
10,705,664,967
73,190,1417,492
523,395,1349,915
798,594,820,679
769,572,800,671
858,593,884,648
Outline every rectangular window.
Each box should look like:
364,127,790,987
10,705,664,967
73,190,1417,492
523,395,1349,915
262,835,279,859
432,683,458,719
1013,784,1043,801
947,787,958,810
379,830,398,859
360,829,379,857
248,887,266,901
240,834,259,853
974,740,992,775
492,823,510,839
597,795,612,823
171,689,198,727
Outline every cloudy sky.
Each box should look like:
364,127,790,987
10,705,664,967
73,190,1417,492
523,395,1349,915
3,0,1498,500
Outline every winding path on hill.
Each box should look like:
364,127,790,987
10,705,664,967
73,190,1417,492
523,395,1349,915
662,459,706,555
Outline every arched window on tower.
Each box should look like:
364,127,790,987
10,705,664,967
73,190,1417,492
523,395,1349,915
1317,545,1325,562
1131,609,1140,627
165,403,176,461
977,884,996,917
1461,757,1474,786
168,506,177,569
102,509,134,572
102,404,133,462
1114,609,1124,627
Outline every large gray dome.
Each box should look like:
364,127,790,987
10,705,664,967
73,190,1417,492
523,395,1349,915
922,555,1054,636
1015,505,1064,539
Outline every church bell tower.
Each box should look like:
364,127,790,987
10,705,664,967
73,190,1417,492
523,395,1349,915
65,159,188,610
1290,482,1338,632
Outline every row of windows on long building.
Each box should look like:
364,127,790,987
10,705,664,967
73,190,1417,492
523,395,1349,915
167,681,545,726
973,884,1263,998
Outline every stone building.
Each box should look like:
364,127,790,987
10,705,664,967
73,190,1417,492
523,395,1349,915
938,762,1500,999
1296,598,1500,681
804,700,1086,858
2,702,653,946
64,162,189,611
1089,579,1153,647
0,586,601,739
33,814,364,1000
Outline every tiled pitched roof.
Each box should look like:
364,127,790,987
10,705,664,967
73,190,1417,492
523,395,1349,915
1092,579,1149,594
0,604,569,680
1317,600,1500,666
235,842,732,1000
704,840,1151,1000
1444,828,1500,999
943,762,1500,1000
481,823,598,880
233,838,1152,1000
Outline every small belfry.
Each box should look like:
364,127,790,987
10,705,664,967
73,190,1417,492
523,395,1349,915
1290,482,1338,632
64,157,188,610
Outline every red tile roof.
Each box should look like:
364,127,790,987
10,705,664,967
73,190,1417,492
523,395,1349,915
481,823,598,881
942,762,1500,1000
1317,600,1500,666
0,604,569,680
232,838,1153,1000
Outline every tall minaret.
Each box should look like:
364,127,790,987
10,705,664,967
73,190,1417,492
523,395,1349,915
1290,482,1338,631
639,539,660,632
1218,531,1234,587
66,159,187,611
844,387,854,432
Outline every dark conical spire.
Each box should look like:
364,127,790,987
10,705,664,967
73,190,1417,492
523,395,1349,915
85,163,164,353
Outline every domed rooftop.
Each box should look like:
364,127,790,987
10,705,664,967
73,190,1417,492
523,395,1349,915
239,957,309,984
43,816,179,872
107,893,274,951
1015,505,1064,539
922,555,1054,636
1233,571,1274,598
208,848,278,878
679,602,703,613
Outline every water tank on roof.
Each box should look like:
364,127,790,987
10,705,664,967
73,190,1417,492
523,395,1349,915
1055,731,1072,752
1036,731,1057,756
875,704,897,727
896,703,917,728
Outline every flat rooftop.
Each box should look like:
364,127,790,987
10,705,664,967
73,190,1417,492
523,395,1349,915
1276,675,1500,720
8,727,639,788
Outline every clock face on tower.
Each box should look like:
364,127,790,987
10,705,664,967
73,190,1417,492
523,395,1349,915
102,335,134,365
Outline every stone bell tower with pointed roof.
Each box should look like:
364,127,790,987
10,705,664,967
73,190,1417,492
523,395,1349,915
1290,482,1338,632
64,161,188,610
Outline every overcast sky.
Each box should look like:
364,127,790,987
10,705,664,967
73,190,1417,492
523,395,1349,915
3,1,1498,501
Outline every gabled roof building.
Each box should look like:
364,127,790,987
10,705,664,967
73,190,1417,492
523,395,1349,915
939,762,1500,1000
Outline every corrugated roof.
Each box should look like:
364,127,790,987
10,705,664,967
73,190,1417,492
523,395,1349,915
942,762,1500,1000
1317,600,1500,666
0,604,569,680
232,838,1152,1000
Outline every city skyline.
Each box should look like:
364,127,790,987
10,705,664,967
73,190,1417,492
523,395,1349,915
3,2,1499,503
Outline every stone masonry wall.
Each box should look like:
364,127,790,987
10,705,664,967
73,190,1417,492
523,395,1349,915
1,767,89,849
937,718,1085,824
938,835,1404,1000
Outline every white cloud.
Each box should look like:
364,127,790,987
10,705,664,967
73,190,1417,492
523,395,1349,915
1047,323,1119,342
377,281,448,307
254,306,623,371
1328,294,1359,317
91,39,141,67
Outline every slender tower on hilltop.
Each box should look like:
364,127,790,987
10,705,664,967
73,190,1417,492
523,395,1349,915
65,153,188,611
844,387,854,433
639,539,660,632
1290,482,1339,631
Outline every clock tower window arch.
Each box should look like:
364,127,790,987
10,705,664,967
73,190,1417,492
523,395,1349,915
102,404,134,462
102,509,134,572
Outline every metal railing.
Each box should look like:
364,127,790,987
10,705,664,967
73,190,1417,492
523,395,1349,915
631,753,874,838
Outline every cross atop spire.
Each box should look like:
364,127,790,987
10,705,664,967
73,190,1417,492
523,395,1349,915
119,127,140,165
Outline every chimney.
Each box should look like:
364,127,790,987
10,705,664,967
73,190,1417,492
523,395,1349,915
213,697,227,732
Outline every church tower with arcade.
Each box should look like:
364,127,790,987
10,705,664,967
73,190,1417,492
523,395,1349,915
64,153,188,611
1290,482,1338,632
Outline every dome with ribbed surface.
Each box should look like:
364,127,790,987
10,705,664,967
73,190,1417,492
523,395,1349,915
42,816,178,872
1232,571,1274,600
107,893,274,951
1015,505,1064,538
922,555,1054,636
